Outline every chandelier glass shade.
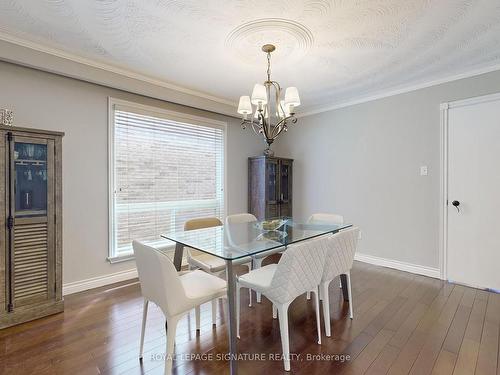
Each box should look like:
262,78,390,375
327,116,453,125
237,44,300,155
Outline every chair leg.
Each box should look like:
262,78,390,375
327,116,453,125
139,299,148,360
195,306,200,331
272,303,277,319
253,258,264,303
346,272,354,319
313,287,322,345
211,299,217,327
277,303,291,372
306,291,311,300
244,264,253,307
165,316,179,375
321,282,331,337
236,283,241,339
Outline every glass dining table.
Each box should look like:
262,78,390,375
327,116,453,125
161,217,352,375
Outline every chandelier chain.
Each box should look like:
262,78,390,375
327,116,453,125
266,52,271,82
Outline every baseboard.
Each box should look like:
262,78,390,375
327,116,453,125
354,253,441,279
62,268,138,296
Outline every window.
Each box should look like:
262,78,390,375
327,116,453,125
108,99,225,261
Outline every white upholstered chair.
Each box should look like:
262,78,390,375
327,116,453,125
184,217,253,312
320,227,359,337
306,213,345,300
226,213,283,303
236,235,329,371
133,241,227,375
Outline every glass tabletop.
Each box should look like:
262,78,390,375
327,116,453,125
161,217,352,260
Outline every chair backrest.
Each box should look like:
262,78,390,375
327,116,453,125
322,227,360,282
184,217,222,259
225,213,257,225
133,240,188,317
184,217,222,231
225,213,257,249
265,235,329,304
307,213,344,225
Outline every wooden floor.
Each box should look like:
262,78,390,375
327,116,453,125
1,261,499,375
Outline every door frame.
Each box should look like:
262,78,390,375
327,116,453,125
439,91,500,281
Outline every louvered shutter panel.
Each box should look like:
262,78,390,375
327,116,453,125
13,222,49,306
111,106,225,258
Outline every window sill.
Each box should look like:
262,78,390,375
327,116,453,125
107,254,136,264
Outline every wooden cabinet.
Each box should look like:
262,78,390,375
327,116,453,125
248,156,293,220
1,125,64,329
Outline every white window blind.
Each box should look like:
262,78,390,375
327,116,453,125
109,103,225,259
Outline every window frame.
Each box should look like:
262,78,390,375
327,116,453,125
107,97,228,263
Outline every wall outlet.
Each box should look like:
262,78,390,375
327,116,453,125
420,166,428,176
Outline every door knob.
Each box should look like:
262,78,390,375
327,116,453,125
452,200,460,212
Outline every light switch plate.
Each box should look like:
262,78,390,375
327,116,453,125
420,166,428,176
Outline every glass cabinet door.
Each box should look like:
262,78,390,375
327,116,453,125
14,142,48,217
280,161,290,202
278,159,293,218
266,160,278,203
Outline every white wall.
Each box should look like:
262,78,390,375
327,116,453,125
0,61,263,286
275,69,500,270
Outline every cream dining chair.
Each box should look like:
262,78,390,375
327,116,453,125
225,213,283,303
133,240,227,375
235,235,329,371
320,227,359,336
184,217,253,315
306,213,344,300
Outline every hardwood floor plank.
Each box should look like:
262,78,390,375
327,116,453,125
454,338,480,375
407,286,466,375
475,293,500,375
365,343,400,375
386,285,458,375
339,329,394,375
431,350,457,375
442,289,477,355
452,290,489,375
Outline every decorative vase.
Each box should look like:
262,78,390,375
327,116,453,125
1,109,13,126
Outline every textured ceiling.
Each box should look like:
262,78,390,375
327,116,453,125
1,0,500,114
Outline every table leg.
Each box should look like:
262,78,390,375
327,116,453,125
173,243,184,271
340,274,349,301
226,260,238,375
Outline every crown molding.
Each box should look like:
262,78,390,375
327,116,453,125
0,31,238,112
298,62,500,118
2,30,500,119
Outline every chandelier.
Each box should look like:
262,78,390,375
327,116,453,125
237,44,300,156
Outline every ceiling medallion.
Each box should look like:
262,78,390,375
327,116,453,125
225,18,314,63
237,44,300,156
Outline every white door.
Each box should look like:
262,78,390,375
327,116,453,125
446,93,500,292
